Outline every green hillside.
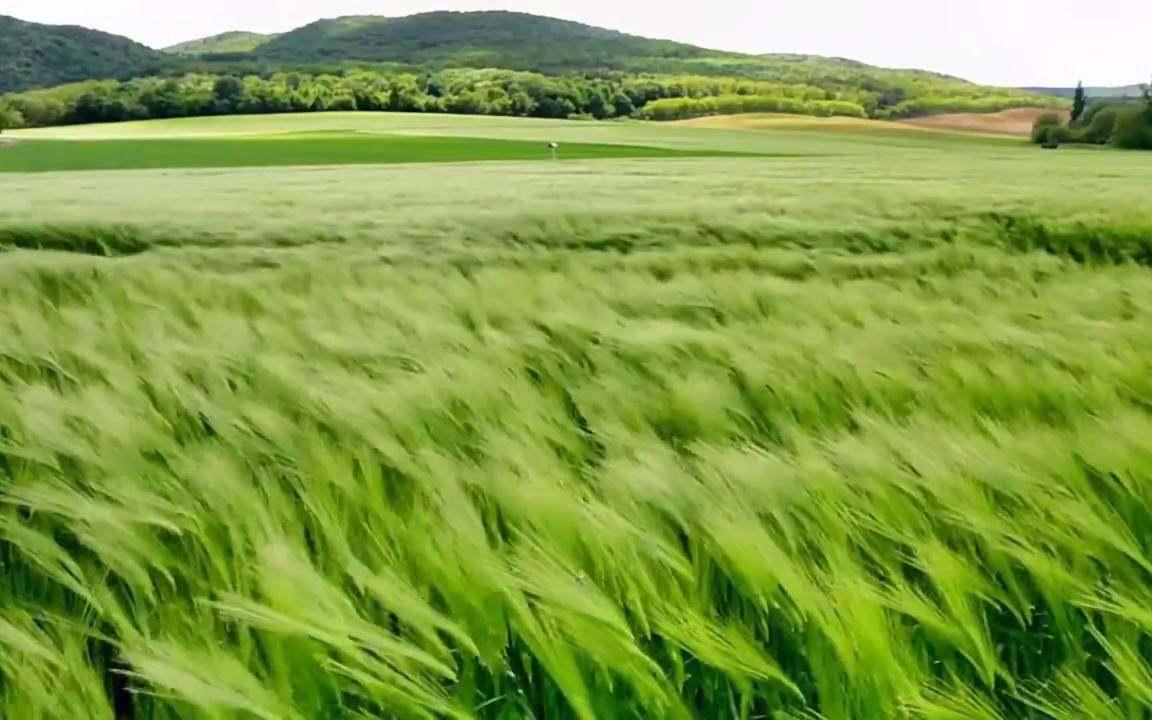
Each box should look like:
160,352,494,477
255,11,716,71
246,11,1058,114
250,11,965,85
0,14,165,94
163,31,277,55
0,10,1064,123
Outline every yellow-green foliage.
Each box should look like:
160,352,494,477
642,95,868,121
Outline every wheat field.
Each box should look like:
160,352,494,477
2,115,1152,719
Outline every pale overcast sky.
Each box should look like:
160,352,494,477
3,0,1149,87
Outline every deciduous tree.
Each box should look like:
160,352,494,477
0,103,22,133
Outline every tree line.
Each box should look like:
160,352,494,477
641,95,867,121
0,67,1066,131
1031,81,1152,150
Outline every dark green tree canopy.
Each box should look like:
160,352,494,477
1,8,1066,122
0,14,165,94
1071,81,1087,123
0,68,1067,131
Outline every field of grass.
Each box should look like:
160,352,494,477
0,134,755,173
6,111,1025,154
2,113,1152,719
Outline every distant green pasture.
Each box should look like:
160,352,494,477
0,133,761,173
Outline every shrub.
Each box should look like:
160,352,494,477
1037,125,1072,147
0,103,24,132
328,95,358,112
1079,107,1121,144
1030,113,1063,144
1111,106,1152,150
1079,98,1114,126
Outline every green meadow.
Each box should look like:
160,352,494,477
2,112,1152,719
0,134,756,174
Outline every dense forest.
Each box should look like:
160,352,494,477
180,13,1066,119
640,92,1064,121
0,10,1067,129
1031,83,1152,150
0,71,853,127
252,12,715,71
0,15,166,94
0,7,1105,116
0,68,1068,130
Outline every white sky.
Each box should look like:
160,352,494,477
3,0,1149,87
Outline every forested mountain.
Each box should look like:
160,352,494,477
164,32,277,55
1,9,1065,126
166,11,1060,112
0,15,165,94
253,12,716,71
243,12,972,91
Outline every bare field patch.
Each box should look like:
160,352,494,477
898,107,1070,136
667,113,1028,148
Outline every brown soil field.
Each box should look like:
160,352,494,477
897,107,1069,136
673,108,1067,138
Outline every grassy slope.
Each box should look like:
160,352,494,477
9,111,1021,152
163,31,277,55
0,14,165,93
14,112,763,142
2,117,1152,718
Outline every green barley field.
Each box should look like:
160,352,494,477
0,135,758,174
3,112,1152,719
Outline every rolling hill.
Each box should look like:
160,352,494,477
177,11,1056,107
164,31,277,55
246,12,965,86
0,14,166,94
1,9,1063,120
253,11,717,71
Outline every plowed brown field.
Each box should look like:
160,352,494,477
673,108,1067,137
897,107,1068,136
